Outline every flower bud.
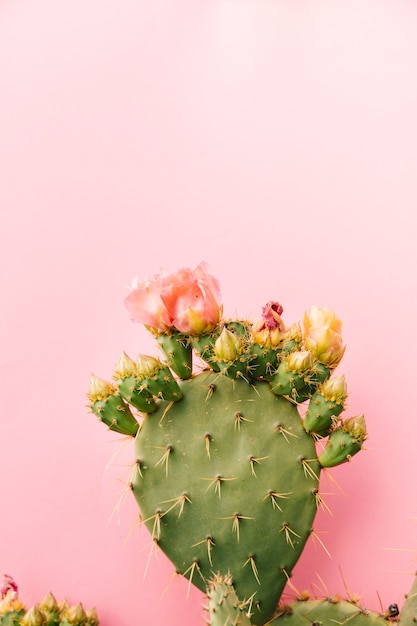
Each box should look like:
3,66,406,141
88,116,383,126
38,592,59,621
136,354,163,379
21,606,47,626
304,306,345,368
343,414,367,440
38,592,58,612
65,602,87,625
280,322,303,355
252,320,283,349
87,375,116,404
214,327,242,362
284,322,302,343
320,375,347,403
271,351,314,398
286,350,314,374
114,352,137,380
86,607,99,626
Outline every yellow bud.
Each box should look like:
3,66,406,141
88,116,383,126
284,322,302,343
38,592,58,613
87,375,116,404
214,327,242,361
343,415,367,441
65,603,87,625
320,375,347,402
21,606,47,626
136,354,162,379
86,606,99,626
114,352,137,380
286,350,314,373
252,321,283,349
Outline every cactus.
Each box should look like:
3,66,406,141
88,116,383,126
88,263,370,625
206,574,252,626
205,572,417,626
0,577,99,626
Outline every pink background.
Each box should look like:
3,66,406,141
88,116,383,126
1,0,417,624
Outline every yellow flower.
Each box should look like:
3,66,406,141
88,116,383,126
252,320,283,349
303,306,345,367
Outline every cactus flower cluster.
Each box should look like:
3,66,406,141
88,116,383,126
88,263,378,625
0,575,98,626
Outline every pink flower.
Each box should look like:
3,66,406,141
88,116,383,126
125,263,222,335
262,301,284,330
125,273,172,331
0,574,18,599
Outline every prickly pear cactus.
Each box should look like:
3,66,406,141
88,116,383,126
88,263,367,625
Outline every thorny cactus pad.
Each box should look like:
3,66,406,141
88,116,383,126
89,263,367,625
205,573,415,626
132,371,320,624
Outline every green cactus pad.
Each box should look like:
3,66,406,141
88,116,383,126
206,574,252,626
0,610,26,626
269,598,391,626
117,376,157,413
157,334,193,380
132,371,321,625
90,395,139,436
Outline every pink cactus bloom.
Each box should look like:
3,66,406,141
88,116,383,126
0,574,18,599
125,272,173,331
262,301,284,330
125,263,222,335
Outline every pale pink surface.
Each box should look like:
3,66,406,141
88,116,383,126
1,1,417,624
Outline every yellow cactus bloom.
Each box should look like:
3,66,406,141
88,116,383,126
303,306,345,368
252,320,283,349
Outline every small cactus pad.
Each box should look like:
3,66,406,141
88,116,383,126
206,574,252,626
132,371,321,625
269,598,392,626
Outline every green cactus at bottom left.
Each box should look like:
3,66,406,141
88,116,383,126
0,578,99,626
